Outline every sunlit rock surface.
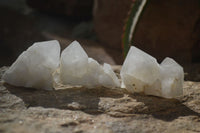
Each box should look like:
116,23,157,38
120,46,184,98
2,40,60,90
1,66,200,133
60,41,120,88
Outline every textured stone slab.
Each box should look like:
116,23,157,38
1,67,200,133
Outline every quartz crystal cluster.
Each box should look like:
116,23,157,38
120,46,184,98
60,41,120,88
2,40,60,90
2,40,184,98
3,40,120,90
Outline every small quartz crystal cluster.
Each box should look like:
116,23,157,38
3,40,120,90
3,41,60,90
59,41,120,88
2,40,184,98
120,46,184,98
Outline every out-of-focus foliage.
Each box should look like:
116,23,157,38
122,0,147,57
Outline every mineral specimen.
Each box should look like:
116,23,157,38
159,57,184,98
120,46,184,98
2,39,183,98
100,63,121,87
120,46,160,92
60,41,120,88
2,40,60,90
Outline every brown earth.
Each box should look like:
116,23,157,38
1,67,200,133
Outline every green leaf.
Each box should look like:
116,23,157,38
122,0,147,58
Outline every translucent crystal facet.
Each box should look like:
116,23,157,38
120,46,160,93
160,57,184,98
100,63,121,88
121,46,184,98
2,40,60,90
60,41,120,88
60,41,88,85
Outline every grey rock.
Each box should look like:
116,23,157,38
0,67,200,133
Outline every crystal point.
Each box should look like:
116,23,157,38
3,40,61,90
99,63,120,88
160,57,184,98
60,41,120,88
121,46,184,98
60,41,88,84
120,46,160,92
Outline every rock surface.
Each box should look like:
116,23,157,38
1,67,200,133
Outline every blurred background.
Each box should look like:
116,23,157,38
0,0,200,80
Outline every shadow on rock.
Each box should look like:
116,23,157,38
4,83,200,121
128,93,200,121
5,83,124,115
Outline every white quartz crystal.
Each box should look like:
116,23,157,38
120,46,184,98
159,57,184,98
99,63,121,88
3,40,60,90
120,46,160,93
60,41,120,88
